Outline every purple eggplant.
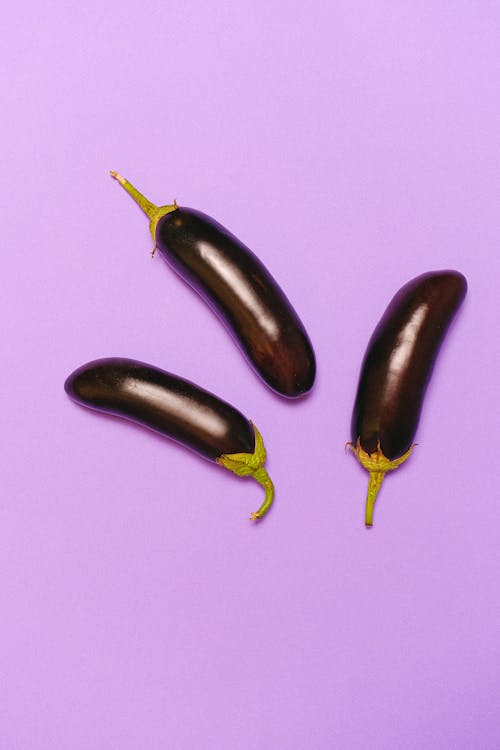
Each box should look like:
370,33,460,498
110,172,315,398
65,358,274,520
349,270,467,526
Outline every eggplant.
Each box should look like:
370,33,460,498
64,358,274,520
349,270,467,526
110,172,316,398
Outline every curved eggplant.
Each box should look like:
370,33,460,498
110,172,316,398
349,270,467,526
65,358,274,520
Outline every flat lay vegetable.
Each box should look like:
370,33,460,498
65,358,274,520
110,172,316,398
349,270,467,526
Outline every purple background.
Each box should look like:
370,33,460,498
2,2,499,747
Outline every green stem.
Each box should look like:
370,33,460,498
216,424,274,521
249,467,275,521
349,440,414,528
110,171,158,220
110,171,178,245
365,471,385,527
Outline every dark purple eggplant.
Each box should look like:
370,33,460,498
349,270,467,527
110,172,315,398
64,358,274,520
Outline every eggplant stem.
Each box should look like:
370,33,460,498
109,170,177,243
365,471,386,527
249,467,274,520
348,439,414,527
217,424,275,521
110,171,158,220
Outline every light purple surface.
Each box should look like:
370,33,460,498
2,2,499,747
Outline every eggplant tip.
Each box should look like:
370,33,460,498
110,170,126,185
63,373,73,397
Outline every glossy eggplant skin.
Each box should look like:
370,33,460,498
154,208,316,398
64,358,255,461
351,271,467,460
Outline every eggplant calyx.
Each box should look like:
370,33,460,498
347,439,414,527
217,424,274,521
110,171,178,251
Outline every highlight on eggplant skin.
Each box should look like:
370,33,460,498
109,171,316,399
64,357,274,520
348,270,467,527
